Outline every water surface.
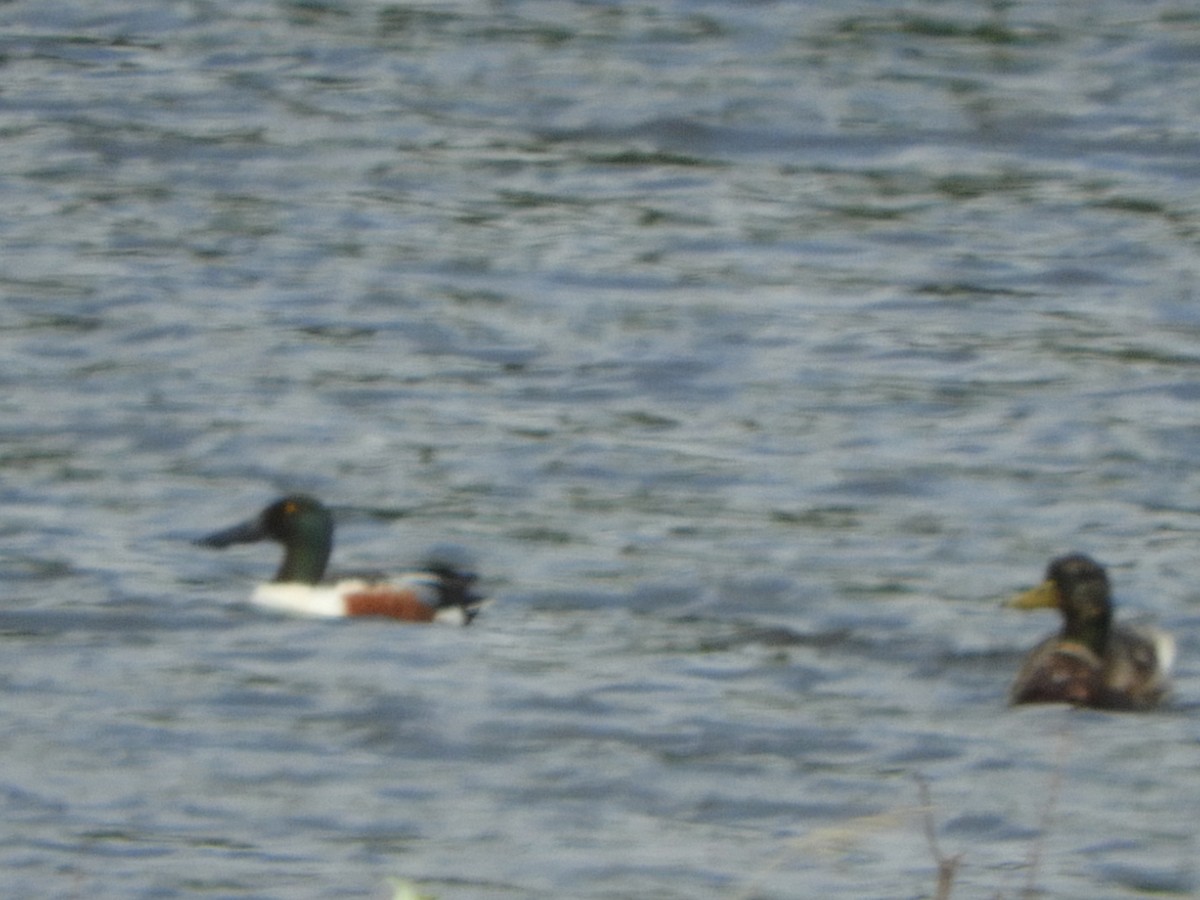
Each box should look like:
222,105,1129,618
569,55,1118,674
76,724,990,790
3,1,1200,897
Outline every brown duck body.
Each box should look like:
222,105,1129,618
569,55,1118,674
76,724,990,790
1008,554,1174,711
1010,626,1171,710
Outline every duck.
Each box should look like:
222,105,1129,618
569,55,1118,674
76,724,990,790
1007,553,1174,710
196,494,485,624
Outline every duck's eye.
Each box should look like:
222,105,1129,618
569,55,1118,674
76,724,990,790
284,501,298,515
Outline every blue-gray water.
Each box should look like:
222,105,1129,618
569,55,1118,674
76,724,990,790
3,1,1200,897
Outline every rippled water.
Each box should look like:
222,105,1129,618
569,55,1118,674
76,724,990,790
4,1,1200,897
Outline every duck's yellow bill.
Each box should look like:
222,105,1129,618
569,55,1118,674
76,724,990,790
1008,579,1060,609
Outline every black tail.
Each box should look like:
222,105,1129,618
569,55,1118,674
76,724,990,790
428,566,488,625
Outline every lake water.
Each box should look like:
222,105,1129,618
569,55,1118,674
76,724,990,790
3,1,1200,897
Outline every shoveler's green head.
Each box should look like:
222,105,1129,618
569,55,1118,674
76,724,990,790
197,494,333,585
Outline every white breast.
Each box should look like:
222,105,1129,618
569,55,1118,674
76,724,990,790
251,581,362,617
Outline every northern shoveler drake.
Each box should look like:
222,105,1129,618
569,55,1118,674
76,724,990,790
1007,553,1174,711
196,494,485,624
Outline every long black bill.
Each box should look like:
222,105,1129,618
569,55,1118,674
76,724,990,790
195,517,267,549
